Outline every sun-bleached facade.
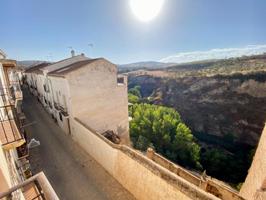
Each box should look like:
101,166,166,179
25,55,129,143
0,50,58,199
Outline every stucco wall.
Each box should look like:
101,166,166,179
72,118,220,200
0,148,12,189
67,59,129,143
240,124,266,200
46,76,70,111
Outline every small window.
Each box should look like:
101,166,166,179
117,77,124,84
49,102,52,109
59,112,63,121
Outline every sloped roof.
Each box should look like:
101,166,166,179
48,58,102,77
41,55,88,73
25,62,51,73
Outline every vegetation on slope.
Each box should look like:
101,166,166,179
130,103,201,169
128,85,255,187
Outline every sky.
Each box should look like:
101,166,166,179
0,0,266,64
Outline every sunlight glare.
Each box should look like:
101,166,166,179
130,0,165,22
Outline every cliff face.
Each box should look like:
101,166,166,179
128,72,266,146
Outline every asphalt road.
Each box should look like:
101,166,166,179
23,90,135,200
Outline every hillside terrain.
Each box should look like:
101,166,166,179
18,60,46,68
118,61,176,72
127,54,266,147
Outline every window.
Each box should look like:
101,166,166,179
48,102,52,109
59,112,63,121
43,84,49,93
117,77,125,84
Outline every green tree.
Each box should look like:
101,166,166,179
130,103,201,169
128,86,142,98
128,93,139,104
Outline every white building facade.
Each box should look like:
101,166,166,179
25,55,129,144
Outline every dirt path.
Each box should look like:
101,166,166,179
23,90,135,200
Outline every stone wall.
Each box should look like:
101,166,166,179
240,124,266,200
72,117,222,200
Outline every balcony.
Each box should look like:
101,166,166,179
0,118,25,149
0,88,14,106
11,89,23,102
0,86,23,109
0,172,59,200
54,102,68,116
10,81,23,102
0,99,25,149
15,156,32,181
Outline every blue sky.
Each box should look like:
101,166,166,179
0,0,265,64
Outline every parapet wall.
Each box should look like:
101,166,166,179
147,149,243,200
72,118,222,200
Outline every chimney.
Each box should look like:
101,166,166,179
71,50,75,57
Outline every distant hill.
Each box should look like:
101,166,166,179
118,61,175,72
17,60,47,69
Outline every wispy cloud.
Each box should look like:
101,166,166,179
160,45,266,64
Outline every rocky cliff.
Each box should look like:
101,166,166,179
128,71,266,146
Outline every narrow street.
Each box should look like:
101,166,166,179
22,90,135,200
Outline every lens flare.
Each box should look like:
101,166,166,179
130,0,165,22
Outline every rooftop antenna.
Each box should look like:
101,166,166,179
68,46,75,57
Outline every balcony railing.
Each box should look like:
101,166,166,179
0,172,59,200
54,102,68,116
10,81,23,101
15,156,32,182
0,87,14,106
0,90,25,149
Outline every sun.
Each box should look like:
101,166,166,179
130,0,165,22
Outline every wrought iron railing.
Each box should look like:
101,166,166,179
54,102,68,116
0,87,24,147
15,156,32,181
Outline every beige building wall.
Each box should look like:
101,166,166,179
66,59,129,143
240,123,266,200
71,118,220,200
0,147,12,189
0,147,25,199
